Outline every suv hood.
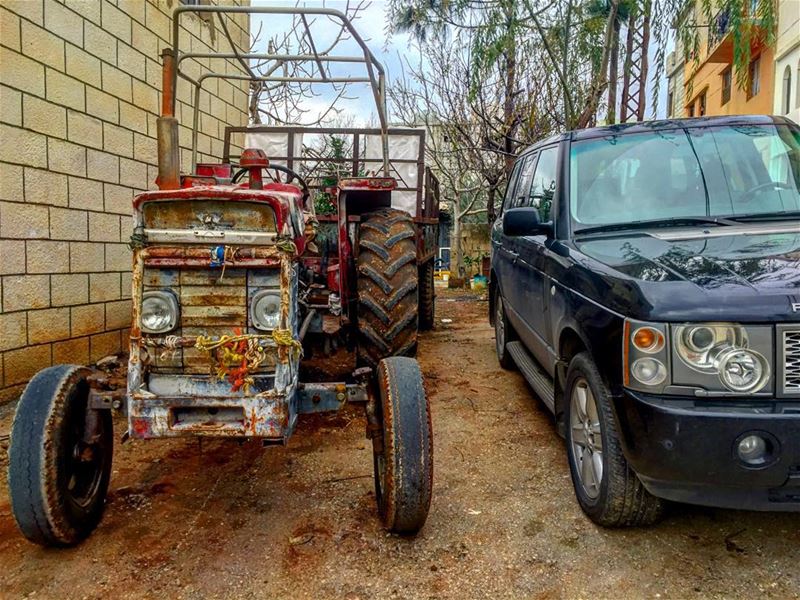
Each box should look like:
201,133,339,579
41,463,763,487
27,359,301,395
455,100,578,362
571,227,800,323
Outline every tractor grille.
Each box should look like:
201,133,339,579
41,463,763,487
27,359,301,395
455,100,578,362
780,328,800,397
143,267,279,373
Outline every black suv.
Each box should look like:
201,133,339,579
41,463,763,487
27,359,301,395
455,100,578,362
490,115,800,526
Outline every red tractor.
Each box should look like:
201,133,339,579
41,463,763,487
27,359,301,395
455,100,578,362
7,5,438,547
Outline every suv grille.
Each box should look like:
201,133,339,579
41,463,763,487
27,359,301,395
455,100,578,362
781,329,800,396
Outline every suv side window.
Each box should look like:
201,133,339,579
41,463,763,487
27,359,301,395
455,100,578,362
513,153,538,208
529,146,558,222
501,160,523,214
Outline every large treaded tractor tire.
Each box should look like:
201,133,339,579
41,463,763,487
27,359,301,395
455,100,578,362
8,365,113,546
418,260,435,331
357,208,419,367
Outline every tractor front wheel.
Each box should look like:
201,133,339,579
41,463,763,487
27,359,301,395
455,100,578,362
357,207,419,366
8,365,113,546
418,260,435,331
372,357,433,534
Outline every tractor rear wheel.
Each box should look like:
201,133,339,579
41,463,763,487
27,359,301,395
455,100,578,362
357,207,419,366
418,260,435,331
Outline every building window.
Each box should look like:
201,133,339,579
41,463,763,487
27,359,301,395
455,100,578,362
783,66,793,115
699,91,707,116
667,91,674,117
721,68,732,105
688,102,695,118
748,56,761,98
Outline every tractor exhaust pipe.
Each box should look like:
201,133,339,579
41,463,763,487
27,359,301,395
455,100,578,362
157,48,180,190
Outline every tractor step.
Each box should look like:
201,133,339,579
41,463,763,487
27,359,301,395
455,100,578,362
507,341,555,412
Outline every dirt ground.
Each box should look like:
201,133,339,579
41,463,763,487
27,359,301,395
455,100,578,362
0,288,798,599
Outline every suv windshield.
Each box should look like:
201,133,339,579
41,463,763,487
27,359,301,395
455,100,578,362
569,123,800,230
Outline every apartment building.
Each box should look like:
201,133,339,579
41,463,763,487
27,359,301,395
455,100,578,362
773,0,799,122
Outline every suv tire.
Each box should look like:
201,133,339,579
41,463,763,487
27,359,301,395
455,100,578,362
564,352,664,527
494,288,516,370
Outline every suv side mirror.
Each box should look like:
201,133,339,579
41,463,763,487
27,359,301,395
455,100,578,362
502,207,552,237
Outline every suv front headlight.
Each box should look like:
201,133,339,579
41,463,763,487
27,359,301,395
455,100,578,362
141,290,179,334
624,320,772,395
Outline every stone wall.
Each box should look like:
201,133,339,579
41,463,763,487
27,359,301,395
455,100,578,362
0,0,251,402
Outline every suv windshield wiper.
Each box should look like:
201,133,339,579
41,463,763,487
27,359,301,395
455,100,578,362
574,216,738,236
723,210,800,222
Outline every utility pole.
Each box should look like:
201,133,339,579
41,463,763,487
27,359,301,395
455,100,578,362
620,1,651,122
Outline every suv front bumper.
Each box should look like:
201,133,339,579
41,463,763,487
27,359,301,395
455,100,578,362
614,390,800,511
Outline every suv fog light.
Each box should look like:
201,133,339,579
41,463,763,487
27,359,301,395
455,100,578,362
717,348,769,393
631,357,667,386
141,291,178,333
735,433,777,468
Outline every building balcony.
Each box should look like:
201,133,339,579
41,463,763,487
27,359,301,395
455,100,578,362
705,8,766,64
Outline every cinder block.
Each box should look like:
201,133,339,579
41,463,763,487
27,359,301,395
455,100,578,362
119,101,147,133
4,344,52,386
118,0,146,24
0,8,21,51
65,0,100,25
28,307,70,344
103,123,134,158
47,69,86,112
120,271,132,299
104,243,131,272
69,241,104,272
26,240,70,274
0,311,27,351
0,240,25,275
133,132,157,164
132,80,158,115
53,336,90,365
90,331,121,362
68,176,103,211
101,63,133,103
118,43,146,81
51,273,89,306
132,22,159,60
48,139,86,177
83,20,116,64
20,20,64,70
0,164,23,201
65,44,102,89
68,111,102,150
119,158,147,189
0,201,49,239
103,183,133,215
86,87,119,124
71,303,104,336
119,216,133,239
0,48,45,97
0,84,22,126
2,274,49,311
22,95,66,138
2,0,43,25
44,0,83,47
0,123,47,168
50,206,88,241
90,272,121,302
89,212,120,243
145,2,170,42
86,150,119,184
24,168,68,207
105,299,132,330
101,2,132,44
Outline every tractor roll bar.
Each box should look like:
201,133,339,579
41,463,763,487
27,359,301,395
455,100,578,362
157,5,391,190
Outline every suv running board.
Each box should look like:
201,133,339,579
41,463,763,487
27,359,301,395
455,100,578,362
507,341,555,412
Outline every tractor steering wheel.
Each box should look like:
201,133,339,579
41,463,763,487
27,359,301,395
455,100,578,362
232,163,310,204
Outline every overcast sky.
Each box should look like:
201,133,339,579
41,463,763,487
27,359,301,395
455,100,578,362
249,0,669,128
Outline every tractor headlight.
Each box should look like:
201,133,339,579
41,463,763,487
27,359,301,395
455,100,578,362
250,290,281,331
141,291,178,334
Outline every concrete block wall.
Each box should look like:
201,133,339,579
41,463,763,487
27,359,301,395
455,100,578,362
0,0,251,402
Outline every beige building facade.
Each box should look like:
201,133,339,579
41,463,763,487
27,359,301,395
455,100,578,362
0,0,250,402
773,0,800,122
